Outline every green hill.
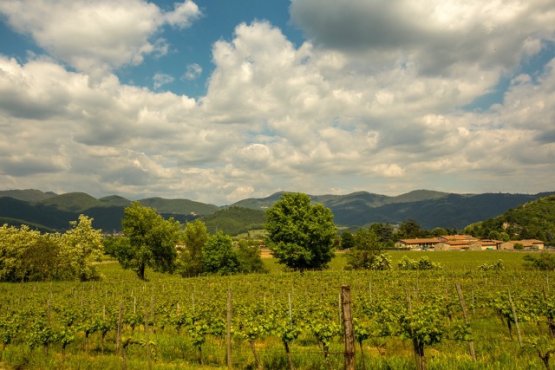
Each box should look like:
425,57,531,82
39,192,102,212
139,197,218,216
99,195,131,207
0,189,57,202
465,195,555,245
202,207,266,235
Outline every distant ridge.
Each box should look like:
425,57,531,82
0,190,219,232
0,189,553,233
231,190,554,229
0,189,57,202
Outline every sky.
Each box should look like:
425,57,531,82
0,0,554,205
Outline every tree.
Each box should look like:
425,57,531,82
202,231,239,275
119,202,180,280
397,219,425,239
265,192,336,271
0,216,103,282
176,220,209,277
236,240,266,273
59,215,103,281
369,223,395,246
340,230,355,250
346,228,391,270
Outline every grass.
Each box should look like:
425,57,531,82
1,250,553,370
262,249,530,273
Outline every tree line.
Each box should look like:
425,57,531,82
2,192,552,282
0,215,103,282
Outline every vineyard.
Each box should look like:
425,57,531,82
0,251,554,369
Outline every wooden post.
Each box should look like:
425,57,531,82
226,289,233,369
116,301,124,355
455,283,476,361
341,285,355,370
508,291,523,347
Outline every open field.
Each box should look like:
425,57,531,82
0,251,554,369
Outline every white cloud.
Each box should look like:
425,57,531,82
1,3,555,204
183,63,202,80
290,0,555,76
0,0,201,77
153,73,175,89
164,0,201,29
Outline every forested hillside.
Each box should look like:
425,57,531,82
465,195,555,245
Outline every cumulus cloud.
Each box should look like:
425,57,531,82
0,0,201,77
291,0,555,75
183,63,203,80
153,72,175,89
1,1,555,203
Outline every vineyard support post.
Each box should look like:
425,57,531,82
455,283,476,361
508,291,523,347
341,285,355,370
227,289,232,369
116,301,123,355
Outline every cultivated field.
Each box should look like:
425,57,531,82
0,251,554,369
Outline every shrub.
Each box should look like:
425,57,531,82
398,256,441,270
523,253,555,271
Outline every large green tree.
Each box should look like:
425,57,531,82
202,231,239,275
265,192,336,271
119,202,180,280
176,219,209,277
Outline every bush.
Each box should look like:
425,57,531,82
478,259,505,271
398,256,441,270
523,253,555,271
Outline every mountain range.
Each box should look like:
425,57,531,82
0,189,553,234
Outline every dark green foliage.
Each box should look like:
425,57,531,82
346,228,391,270
119,202,180,280
339,230,355,249
203,206,265,235
202,231,239,275
236,240,266,273
369,223,396,246
523,253,555,271
397,219,427,239
265,193,336,271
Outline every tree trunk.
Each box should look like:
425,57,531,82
359,341,366,370
138,263,146,280
412,339,426,370
284,340,294,370
547,317,555,338
249,340,260,369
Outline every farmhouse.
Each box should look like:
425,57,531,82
395,237,442,250
397,235,505,251
500,239,544,250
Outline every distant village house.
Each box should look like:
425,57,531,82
395,234,542,251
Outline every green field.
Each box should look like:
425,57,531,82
0,251,554,369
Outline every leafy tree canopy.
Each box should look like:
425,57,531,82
0,215,103,282
119,202,180,280
265,192,336,271
202,231,239,275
